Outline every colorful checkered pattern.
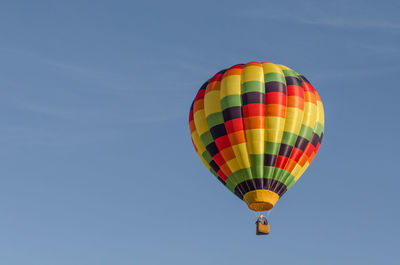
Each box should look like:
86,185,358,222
188,62,324,201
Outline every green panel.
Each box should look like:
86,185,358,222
264,72,286,83
225,178,237,193
241,81,264,94
287,178,296,189
281,174,295,187
231,168,253,183
199,131,213,146
280,170,292,183
202,151,213,164
264,142,280,154
226,172,244,192
221,94,242,110
272,167,286,181
281,131,298,146
249,154,264,179
263,166,275,179
314,122,324,136
275,168,295,187
282,69,298,77
206,112,224,128
299,125,314,141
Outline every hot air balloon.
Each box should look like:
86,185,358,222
188,62,324,235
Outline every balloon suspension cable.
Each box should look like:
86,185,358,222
253,209,273,221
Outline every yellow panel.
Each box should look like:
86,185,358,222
204,90,221,115
191,131,206,154
265,128,284,143
283,107,303,134
291,164,303,180
227,159,240,173
317,100,325,125
220,75,241,98
191,130,211,170
293,161,310,181
232,143,251,169
266,116,285,131
277,64,291,70
241,65,263,83
302,102,317,128
193,109,209,135
245,129,264,154
261,62,284,74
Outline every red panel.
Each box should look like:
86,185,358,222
275,155,288,169
287,85,305,98
216,170,228,181
289,147,303,162
210,73,224,82
215,135,231,150
230,64,244,69
304,143,314,157
225,118,244,133
194,89,206,101
266,92,286,105
243,103,265,117
213,153,225,166
301,82,316,93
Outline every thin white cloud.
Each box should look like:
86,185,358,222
361,43,400,54
0,126,103,146
291,16,400,30
18,102,184,124
235,8,400,30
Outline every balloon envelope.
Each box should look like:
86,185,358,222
188,62,324,211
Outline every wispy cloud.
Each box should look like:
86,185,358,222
0,102,184,147
235,8,400,30
2,47,134,92
309,64,400,82
0,125,104,146
291,16,400,30
41,59,113,81
17,101,184,124
360,43,400,55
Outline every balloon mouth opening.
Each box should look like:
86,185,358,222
249,202,274,211
243,190,280,212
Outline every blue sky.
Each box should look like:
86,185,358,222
0,0,399,264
